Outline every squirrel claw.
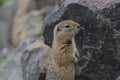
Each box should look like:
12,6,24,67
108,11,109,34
75,50,80,60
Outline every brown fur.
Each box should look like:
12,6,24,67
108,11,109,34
46,20,80,80
39,48,52,69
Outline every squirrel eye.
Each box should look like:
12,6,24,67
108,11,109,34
64,25,70,28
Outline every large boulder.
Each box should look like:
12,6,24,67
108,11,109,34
43,1,120,80
21,37,51,80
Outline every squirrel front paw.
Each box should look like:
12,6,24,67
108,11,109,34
70,56,78,63
74,56,78,63
75,50,80,59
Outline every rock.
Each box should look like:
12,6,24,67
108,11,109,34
21,37,51,80
64,0,120,11
35,0,59,9
0,0,17,48
12,0,60,47
0,0,17,22
43,2,120,80
0,47,23,80
0,35,47,80
0,60,23,80
0,36,46,80
12,10,45,47
0,0,38,48
0,48,10,63
117,76,120,80
57,0,65,6
0,20,10,48
0,0,60,48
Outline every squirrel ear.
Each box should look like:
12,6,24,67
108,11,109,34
57,26,61,31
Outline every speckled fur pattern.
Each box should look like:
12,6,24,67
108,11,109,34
46,20,80,80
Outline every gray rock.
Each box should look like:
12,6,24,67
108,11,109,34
0,48,23,80
0,48,10,63
21,48,45,80
0,0,17,21
117,76,120,80
0,60,23,80
64,0,120,11
43,2,120,80
0,0,37,48
21,37,50,80
12,10,45,46
20,1,120,80
35,0,60,9
57,0,65,7
0,20,10,48
0,0,18,48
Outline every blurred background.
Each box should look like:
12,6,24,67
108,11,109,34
0,0,62,80
0,0,120,80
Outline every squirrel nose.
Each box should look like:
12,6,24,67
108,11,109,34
77,25,84,30
77,25,80,29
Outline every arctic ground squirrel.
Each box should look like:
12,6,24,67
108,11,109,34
46,20,80,80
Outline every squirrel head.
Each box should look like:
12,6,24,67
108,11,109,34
54,20,81,40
